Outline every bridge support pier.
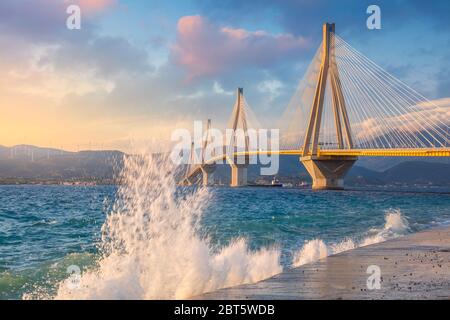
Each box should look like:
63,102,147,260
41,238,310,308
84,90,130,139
230,164,248,187
201,164,215,186
300,156,357,190
181,178,192,186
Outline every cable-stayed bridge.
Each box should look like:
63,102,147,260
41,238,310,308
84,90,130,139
181,23,450,190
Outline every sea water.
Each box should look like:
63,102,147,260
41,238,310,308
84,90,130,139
0,154,449,299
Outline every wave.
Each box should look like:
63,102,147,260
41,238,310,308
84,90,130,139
50,153,281,300
23,153,414,299
293,209,410,267
10,252,96,300
31,219,58,227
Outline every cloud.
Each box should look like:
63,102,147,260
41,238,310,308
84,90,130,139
353,98,450,147
258,79,284,101
197,0,450,36
75,0,117,14
0,0,164,150
0,0,70,42
213,82,233,95
171,15,311,80
196,0,364,36
5,1,446,152
42,35,152,77
0,0,152,84
0,0,117,44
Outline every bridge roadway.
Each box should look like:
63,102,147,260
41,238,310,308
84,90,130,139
184,147,450,180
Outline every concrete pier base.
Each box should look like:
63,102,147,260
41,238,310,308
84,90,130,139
180,178,192,186
230,164,248,187
300,155,357,190
201,164,215,186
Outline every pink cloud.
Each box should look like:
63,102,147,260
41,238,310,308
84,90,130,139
171,15,311,80
70,0,116,14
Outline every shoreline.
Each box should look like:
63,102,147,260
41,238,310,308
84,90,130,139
196,226,450,300
1,183,449,192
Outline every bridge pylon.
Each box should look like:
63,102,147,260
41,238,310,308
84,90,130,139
229,88,250,187
201,119,215,186
179,119,216,186
180,141,195,186
300,23,357,190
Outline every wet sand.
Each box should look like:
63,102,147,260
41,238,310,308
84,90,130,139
197,226,450,299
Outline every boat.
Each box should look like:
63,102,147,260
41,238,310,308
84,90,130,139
248,177,283,187
271,177,283,187
298,181,310,188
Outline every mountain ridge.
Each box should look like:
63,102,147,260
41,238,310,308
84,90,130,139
0,145,448,185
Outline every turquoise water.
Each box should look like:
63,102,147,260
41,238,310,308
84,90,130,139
1,184,450,299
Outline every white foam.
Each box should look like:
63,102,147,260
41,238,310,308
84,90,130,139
360,209,409,247
384,209,410,233
54,153,282,300
293,210,410,267
292,239,328,266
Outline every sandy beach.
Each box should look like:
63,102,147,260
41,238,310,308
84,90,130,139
197,226,450,300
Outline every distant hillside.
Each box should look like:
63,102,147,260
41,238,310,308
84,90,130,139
0,145,448,186
356,156,450,171
0,145,123,183
380,161,450,185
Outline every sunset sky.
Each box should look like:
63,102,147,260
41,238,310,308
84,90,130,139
0,0,449,152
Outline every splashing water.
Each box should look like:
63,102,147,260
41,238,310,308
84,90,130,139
360,209,409,246
292,239,329,266
293,210,410,267
54,154,282,299
18,155,419,299
384,209,410,232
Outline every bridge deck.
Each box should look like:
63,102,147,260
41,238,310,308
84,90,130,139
236,148,450,158
182,148,450,182
203,148,450,164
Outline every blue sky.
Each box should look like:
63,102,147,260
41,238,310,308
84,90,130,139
0,0,448,151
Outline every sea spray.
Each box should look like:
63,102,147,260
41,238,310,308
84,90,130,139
54,153,282,299
293,210,410,267
292,239,329,266
360,209,410,246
